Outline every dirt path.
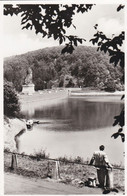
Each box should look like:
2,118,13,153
5,172,123,195
5,172,104,195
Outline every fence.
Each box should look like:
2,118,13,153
4,151,125,190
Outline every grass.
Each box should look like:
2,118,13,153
32,149,50,161
4,151,125,191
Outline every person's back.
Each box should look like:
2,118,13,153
93,150,108,167
90,145,112,189
90,145,111,168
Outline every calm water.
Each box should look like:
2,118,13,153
20,96,124,165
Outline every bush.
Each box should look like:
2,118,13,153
104,80,116,92
4,80,20,117
33,149,50,161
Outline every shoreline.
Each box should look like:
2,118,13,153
70,90,124,96
4,89,125,193
19,89,124,105
19,89,68,104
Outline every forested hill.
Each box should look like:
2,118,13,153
4,46,124,92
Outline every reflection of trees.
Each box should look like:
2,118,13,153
24,99,123,131
4,4,124,140
71,100,123,130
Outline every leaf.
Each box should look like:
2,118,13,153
97,47,100,51
22,23,31,30
118,128,123,133
121,95,124,100
74,39,77,46
117,5,125,12
90,38,98,45
72,24,76,29
42,30,47,38
59,36,63,45
114,57,120,67
78,38,86,43
61,46,68,54
53,33,58,40
113,120,118,127
111,132,119,139
94,24,98,30
108,49,115,56
100,44,108,53
110,56,116,64
98,42,102,46
120,57,124,68
22,15,28,22
61,28,66,34
120,134,125,142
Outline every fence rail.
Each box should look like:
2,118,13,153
4,150,124,171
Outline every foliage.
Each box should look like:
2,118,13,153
112,96,124,142
4,147,11,153
4,80,20,117
4,4,94,54
33,149,50,161
104,79,116,92
4,4,125,141
89,5,125,142
90,28,124,72
4,55,29,91
4,46,123,92
4,152,124,191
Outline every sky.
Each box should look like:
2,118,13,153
3,4,125,57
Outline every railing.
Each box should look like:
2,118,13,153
4,150,125,192
5,151,124,171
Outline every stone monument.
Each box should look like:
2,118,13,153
22,68,35,94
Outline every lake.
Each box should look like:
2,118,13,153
20,95,124,165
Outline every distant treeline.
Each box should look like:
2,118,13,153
4,46,124,92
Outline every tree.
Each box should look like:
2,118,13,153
89,6,125,142
4,80,20,117
4,4,93,53
4,4,125,141
5,46,122,91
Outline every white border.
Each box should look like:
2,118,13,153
1,1,126,196
0,2,3,196
1,0,127,4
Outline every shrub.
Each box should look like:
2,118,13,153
74,156,83,163
4,80,20,117
104,79,116,92
33,149,50,161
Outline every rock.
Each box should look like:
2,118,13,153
4,117,26,152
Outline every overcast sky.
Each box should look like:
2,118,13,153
3,4,125,57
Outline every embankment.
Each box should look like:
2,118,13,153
4,151,125,192
19,89,68,104
4,117,26,152
4,89,125,192
4,89,69,150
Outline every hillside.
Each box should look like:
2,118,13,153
4,46,124,92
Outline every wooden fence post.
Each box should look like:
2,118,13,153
10,153,17,170
52,160,61,180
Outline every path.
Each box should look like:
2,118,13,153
5,173,123,195
5,172,103,195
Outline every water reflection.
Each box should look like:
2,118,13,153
21,97,123,131
20,125,124,165
20,96,124,165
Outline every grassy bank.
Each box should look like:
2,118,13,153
19,89,68,104
19,88,124,105
4,151,124,192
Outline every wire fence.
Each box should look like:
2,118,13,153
5,151,125,170
4,150,124,170
4,151,125,191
